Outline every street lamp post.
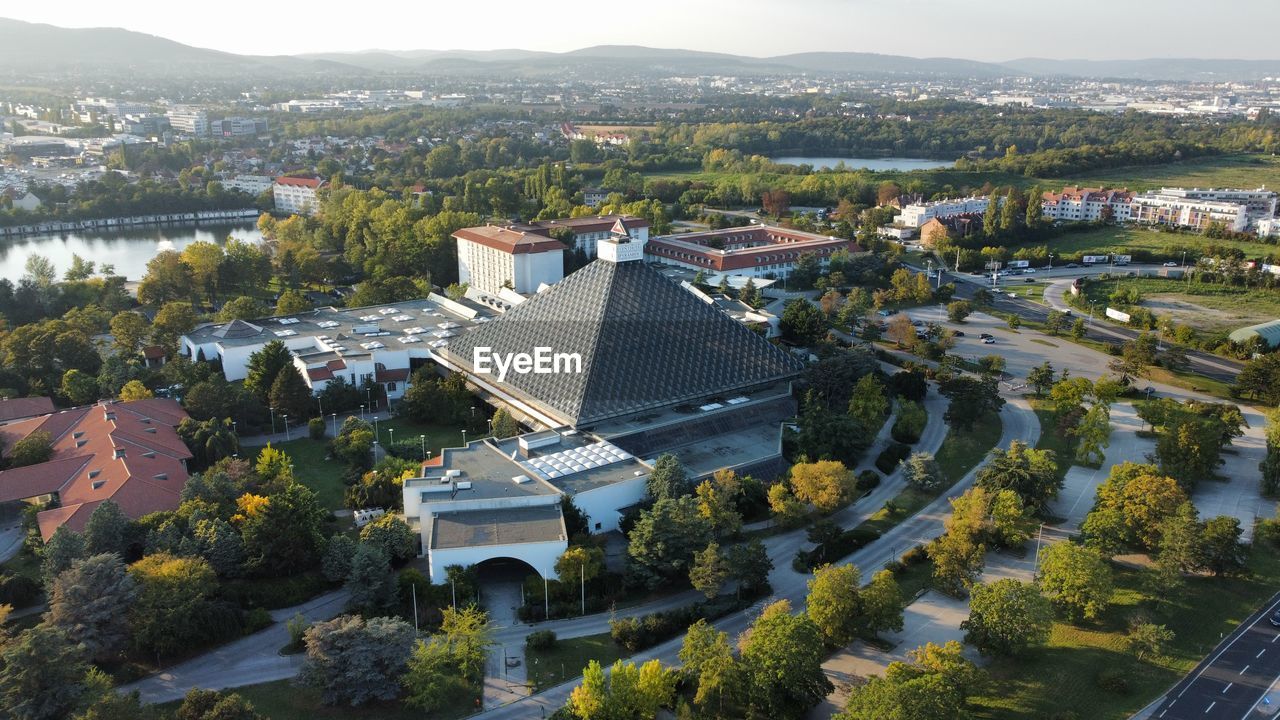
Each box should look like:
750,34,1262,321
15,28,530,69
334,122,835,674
388,428,395,450
371,439,378,465
282,414,290,441
331,413,337,436
269,407,276,435
359,403,365,421
461,429,467,446
1048,253,1054,272
420,434,426,461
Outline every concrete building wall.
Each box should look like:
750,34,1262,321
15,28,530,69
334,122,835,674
572,474,648,533
428,538,566,582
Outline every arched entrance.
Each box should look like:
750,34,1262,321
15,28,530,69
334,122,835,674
473,557,544,627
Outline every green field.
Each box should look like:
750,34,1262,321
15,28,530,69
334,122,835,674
1060,154,1280,192
526,632,628,691
934,411,1004,485
1041,225,1280,261
974,550,1280,720
1072,275,1280,334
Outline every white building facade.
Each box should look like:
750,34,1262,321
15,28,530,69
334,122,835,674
273,176,325,216
897,196,991,228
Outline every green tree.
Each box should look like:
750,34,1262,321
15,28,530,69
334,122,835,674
962,579,1052,656
689,542,729,599
243,340,292,403
321,534,358,583
555,545,605,586
119,380,154,401
83,500,130,556
1036,542,1113,621
359,515,416,564
946,300,972,323
860,570,905,637
9,430,53,468
345,544,396,614
567,659,676,720
109,311,151,356
1025,186,1043,226
695,479,743,537
274,289,312,316
838,641,984,720
741,600,833,719
60,369,99,406
46,554,137,663
806,563,863,646
216,296,268,322
726,538,773,596
299,615,416,706
1071,317,1086,340
1127,622,1175,661
268,365,313,424
152,302,198,353
903,452,943,491
490,407,519,439
939,376,1006,432
982,193,1001,237
847,374,888,429
1073,403,1112,465
128,553,218,660
627,497,713,588
172,689,265,720
0,625,89,720
40,527,86,587
1201,515,1247,577
646,453,689,500
680,620,743,716
990,489,1032,547
240,482,326,576
789,459,855,513
1084,464,1188,552
975,441,1060,514
780,299,827,346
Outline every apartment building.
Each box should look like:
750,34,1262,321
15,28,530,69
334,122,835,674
211,117,268,137
453,225,567,295
272,176,326,216
166,107,209,136
897,196,991,228
1041,187,1135,222
223,175,274,196
1153,187,1277,220
1129,192,1249,232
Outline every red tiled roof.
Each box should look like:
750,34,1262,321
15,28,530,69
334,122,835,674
274,176,324,188
142,345,166,360
645,225,862,272
453,226,566,255
326,359,348,371
307,367,334,381
0,397,55,423
376,367,410,383
0,399,193,540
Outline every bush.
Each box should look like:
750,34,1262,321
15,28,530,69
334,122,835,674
610,593,762,652
900,544,929,566
221,571,327,610
891,400,927,444
308,417,326,441
875,442,912,474
884,560,906,574
856,470,881,492
526,629,557,651
1097,668,1129,694
0,573,40,608
793,525,883,572
244,606,272,634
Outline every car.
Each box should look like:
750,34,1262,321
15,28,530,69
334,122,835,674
912,320,924,327
1024,268,1036,274
982,337,996,344
877,309,893,317
1270,609,1280,627
1024,278,1036,283
1007,292,1017,298
952,330,965,337
1163,261,1179,267
979,333,993,339
1065,262,1080,268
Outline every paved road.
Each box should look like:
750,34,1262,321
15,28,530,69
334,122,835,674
1142,592,1280,720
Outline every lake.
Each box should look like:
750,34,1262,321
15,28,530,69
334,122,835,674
770,156,954,172
0,222,262,282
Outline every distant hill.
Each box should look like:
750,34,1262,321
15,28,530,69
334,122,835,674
1001,57,1280,82
1,18,1276,82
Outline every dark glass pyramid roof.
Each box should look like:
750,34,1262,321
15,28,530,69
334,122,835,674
444,259,803,426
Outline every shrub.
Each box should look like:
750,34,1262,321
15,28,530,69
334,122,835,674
856,470,881,492
526,630,557,651
308,417,326,441
884,560,906,574
875,442,912,474
0,573,40,608
891,400,927,444
244,606,273,633
900,545,929,566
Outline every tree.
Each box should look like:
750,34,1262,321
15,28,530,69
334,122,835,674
555,545,605,586
962,579,1052,656
1071,317,1087,340
1201,516,1247,577
216,296,268,322
345,544,397,614
128,553,218,659
274,289,312,316
173,689,265,720
192,518,245,579
46,554,137,663
780,299,826,346
254,443,295,488
0,625,89,720
240,482,325,576
646,453,689,500
490,407,519,439
946,300,972,323
627,497,713,588
1084,463,1188,551
83,500,131,556
40,527,86,587
243,340,291,403
1128,622,1175,661
695,479,743,537
838,641,984,720
939,376,1006,431
118,380,153,401
9,430,53,468
359,515,416,564
1036,542,1113,621
181,241,225,304
110,311,151,356
680,620,743,716
152,302,197,352
789,459,855,513
1073,403,1112,465
741,277,762,307
860,570,905,637
568,659,676,720
768,482,806,527
299,615,416,706
886,314,915,348
60,369,99,406
847,374,888,429
268,365,313,424
322,534,357,582
740,600,833,719
137,250,194,306
903,451,944,491
975,440,1060,514
726,538,773,596
806,563,863,646
990,489,1032,547
690,542,729,599
1044,310,1066,336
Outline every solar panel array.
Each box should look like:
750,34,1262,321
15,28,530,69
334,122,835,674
525,440,632,479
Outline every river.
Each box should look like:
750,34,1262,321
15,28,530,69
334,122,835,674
0,222,262,282
770,156,954,172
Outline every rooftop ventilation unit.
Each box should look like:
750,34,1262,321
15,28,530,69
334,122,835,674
512,475,531,484
456,481,472,490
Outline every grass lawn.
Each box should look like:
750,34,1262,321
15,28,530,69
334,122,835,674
1042,225,1280,262
860,486,938,536
526,632,628,691
973,550,1280,720
157,678,477,720
934,411,1004,485
1027,397,1087,482
1060,153,1280,192
261,419,473,512
1073,274,1280,335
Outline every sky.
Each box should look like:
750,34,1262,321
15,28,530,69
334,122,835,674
5,0,1280,60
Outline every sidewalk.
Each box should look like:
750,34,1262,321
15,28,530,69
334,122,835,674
237,409,391,448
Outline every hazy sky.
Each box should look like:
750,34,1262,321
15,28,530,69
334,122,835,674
6,0,1279,60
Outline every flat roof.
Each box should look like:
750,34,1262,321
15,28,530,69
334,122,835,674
430,504,565,549
184,297,488,351
415,441,559,503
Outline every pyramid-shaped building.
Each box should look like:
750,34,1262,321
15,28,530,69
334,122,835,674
441,236,803,428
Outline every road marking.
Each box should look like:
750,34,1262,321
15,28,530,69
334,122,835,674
1224,682,1234,693
1273,633,1280,644
1206,701,1216,713
1260,649,1268,659
1159,711,1167,718
1242,665,1251,675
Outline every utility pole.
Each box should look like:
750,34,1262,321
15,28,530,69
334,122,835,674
543,569,550,620
581,562,586,616
1034,523,1045,573
411,583,419,632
